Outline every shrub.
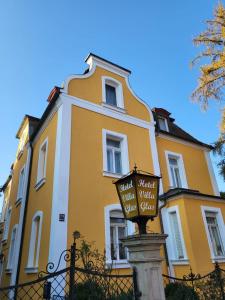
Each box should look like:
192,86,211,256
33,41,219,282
165,282,199,300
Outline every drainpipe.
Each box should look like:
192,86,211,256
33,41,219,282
14,142,33,288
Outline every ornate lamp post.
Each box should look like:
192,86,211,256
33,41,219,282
114,165,161,234
114,166,167,300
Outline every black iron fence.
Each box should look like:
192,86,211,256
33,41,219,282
0,235,139,299
163,262,225,300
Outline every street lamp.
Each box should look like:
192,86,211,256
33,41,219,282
114,166,161,234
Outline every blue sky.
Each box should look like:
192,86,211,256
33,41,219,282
0,0,224,191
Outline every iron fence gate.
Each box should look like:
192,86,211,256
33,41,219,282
163,262,225,300
0,237,140,300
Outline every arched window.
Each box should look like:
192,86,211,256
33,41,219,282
26,211,43,273
102,77,124,109
7,224,18,272
104,204,135,268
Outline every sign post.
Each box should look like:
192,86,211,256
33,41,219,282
114,166,167,300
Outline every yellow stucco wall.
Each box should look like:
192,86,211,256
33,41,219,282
68,66,151,122
18,113,57,283
67,105,155,259
157,136,214,195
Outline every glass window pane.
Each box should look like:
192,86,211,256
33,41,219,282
107,139,120,148
106,84,117,106
115,151,122,174
170,212,184,259
174,167,182,188
158,118,167,131
110,226,116,260
169,157,178,166
107,149,113,172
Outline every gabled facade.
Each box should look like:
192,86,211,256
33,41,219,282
0,53,224,287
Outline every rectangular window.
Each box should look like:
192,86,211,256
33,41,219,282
36,139,48,188
105,84,117,106
2,207,12,241
17,167,25,202
165,151,188,189
205,212,224,257
169,157,182,188
169,211,184,259
7,225,17,271
158,117,168,131
110,211,127,261
106,138,122,174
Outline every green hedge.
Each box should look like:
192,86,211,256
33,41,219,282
165,282,199,300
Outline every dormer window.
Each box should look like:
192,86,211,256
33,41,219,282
158,116,168,131
102,77,124,109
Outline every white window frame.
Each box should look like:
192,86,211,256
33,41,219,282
25,211,43,273
6,224,18,272
158,116,169,132
162,205,189,265
102,129,129,178
201,206,225,263
2,206,12,242
1,196,8,223
104,204,135,269
35,138,48,190
165,151,188,189
16,165,25,204
102,76,124,110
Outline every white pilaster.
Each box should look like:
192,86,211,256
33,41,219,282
48,97,71,268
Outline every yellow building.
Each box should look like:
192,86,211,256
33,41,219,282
0,53,224,287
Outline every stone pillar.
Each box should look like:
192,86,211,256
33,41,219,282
122,233,167,300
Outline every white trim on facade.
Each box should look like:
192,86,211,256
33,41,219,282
165,151,188,189
35,137,48,190
102,129,129,176
16,165,26,204
201,206,225,263
204,151,220,196
162,205,189,265
104,204,135,269
26,211,43,273
48,96,71,271
102,76,124,109
6,224,18,272
2,206,12,242
61,93,152,130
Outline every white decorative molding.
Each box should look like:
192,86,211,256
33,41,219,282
61,93,153,130
204,151,220,196
162,205,188,264
165,150,188,189
102,76,124,109
48,96,71,271
102,129,129,175
26,211,43,270
104,204,135,268
201,206,225,262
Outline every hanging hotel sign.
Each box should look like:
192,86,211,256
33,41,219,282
114,167,161,233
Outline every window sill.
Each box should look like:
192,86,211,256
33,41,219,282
25,267,38,274
35,178,46,191
212,257,225,263
171,259,189,265
103,171,123,179
102,103,126,114
17,150,24,160
106,260,130,269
